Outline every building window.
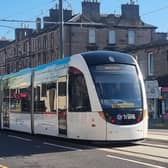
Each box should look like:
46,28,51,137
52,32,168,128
31,54,35,67
38,53,41,65
128,30,135,45
88,29,96,44
147,52,154,76
26,42,29,53
166,50,168,61
51,32,54,48
43,36,47,49
108,30,116,44
37,39,40,49
23,43,26,53
166,33,168,40
24,31,27,37
43,53,47,64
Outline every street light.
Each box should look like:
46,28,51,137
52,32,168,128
59,0,64,58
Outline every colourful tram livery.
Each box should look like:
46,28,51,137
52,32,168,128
0,51,148,141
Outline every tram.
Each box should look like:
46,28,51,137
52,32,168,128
0,51,148,141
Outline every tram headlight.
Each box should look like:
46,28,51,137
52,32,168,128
143,110,148,119
98,111,105,120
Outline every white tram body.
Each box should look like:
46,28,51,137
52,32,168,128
0,51,148,141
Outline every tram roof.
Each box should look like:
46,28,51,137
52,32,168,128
81,50,136,66
35,57,70,71
2,68,32,80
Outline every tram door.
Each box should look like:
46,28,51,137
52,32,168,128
2,88,10,128
0,81,2,129
58,77,67,135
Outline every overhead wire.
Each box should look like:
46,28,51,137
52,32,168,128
1,1,168,38
0,0,57,38
142,5,168,16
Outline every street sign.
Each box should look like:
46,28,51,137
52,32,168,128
145,80,159,99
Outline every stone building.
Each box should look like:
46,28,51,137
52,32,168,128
0,0,158,75
123,39,168,123
0,39,10,48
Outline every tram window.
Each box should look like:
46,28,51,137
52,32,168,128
68,67,91,112
36,86,40,101
41,83,47,97
3,88,10,113
34,82,57,113
58,82,66,96
91,64,142,109
10,87,31,113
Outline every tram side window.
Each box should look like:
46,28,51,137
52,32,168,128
69,67,91,112
34,82,57,113
41,83,47,97
3,88,10,113
10,87,31,113
58,82,66,96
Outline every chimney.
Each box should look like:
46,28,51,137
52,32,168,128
121,2,140,21
82,0,100,21
49,7,72,22
15,28,33,41
43,5,72,29
36,17,41,33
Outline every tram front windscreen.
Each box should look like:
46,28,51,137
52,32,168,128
90,64,143,125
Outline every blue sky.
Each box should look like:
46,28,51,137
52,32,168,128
0,0,167,40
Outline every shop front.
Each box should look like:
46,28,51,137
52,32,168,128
160,87,168,120
145,80,159,120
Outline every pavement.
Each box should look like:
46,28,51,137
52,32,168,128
147,129,168,142
149,119,168,129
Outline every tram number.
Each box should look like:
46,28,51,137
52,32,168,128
117,113,136,120
123,114,136,120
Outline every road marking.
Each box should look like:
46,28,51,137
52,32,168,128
137,142,168,149
43,142,83,151
149,132,168,136
0,164,8,168
8,135,32,142
98,148,168,163
106,155,166,168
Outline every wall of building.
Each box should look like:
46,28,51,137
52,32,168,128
129,43,168,80
125,42,168,120
0,25,156,75
0,48,6,75
0,1,157,75
136,29,152,45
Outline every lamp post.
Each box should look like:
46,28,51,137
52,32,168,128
59,0,64,58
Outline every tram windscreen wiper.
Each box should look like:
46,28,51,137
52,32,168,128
95,83,105,104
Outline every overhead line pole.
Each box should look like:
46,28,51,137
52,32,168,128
59,0,64,58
